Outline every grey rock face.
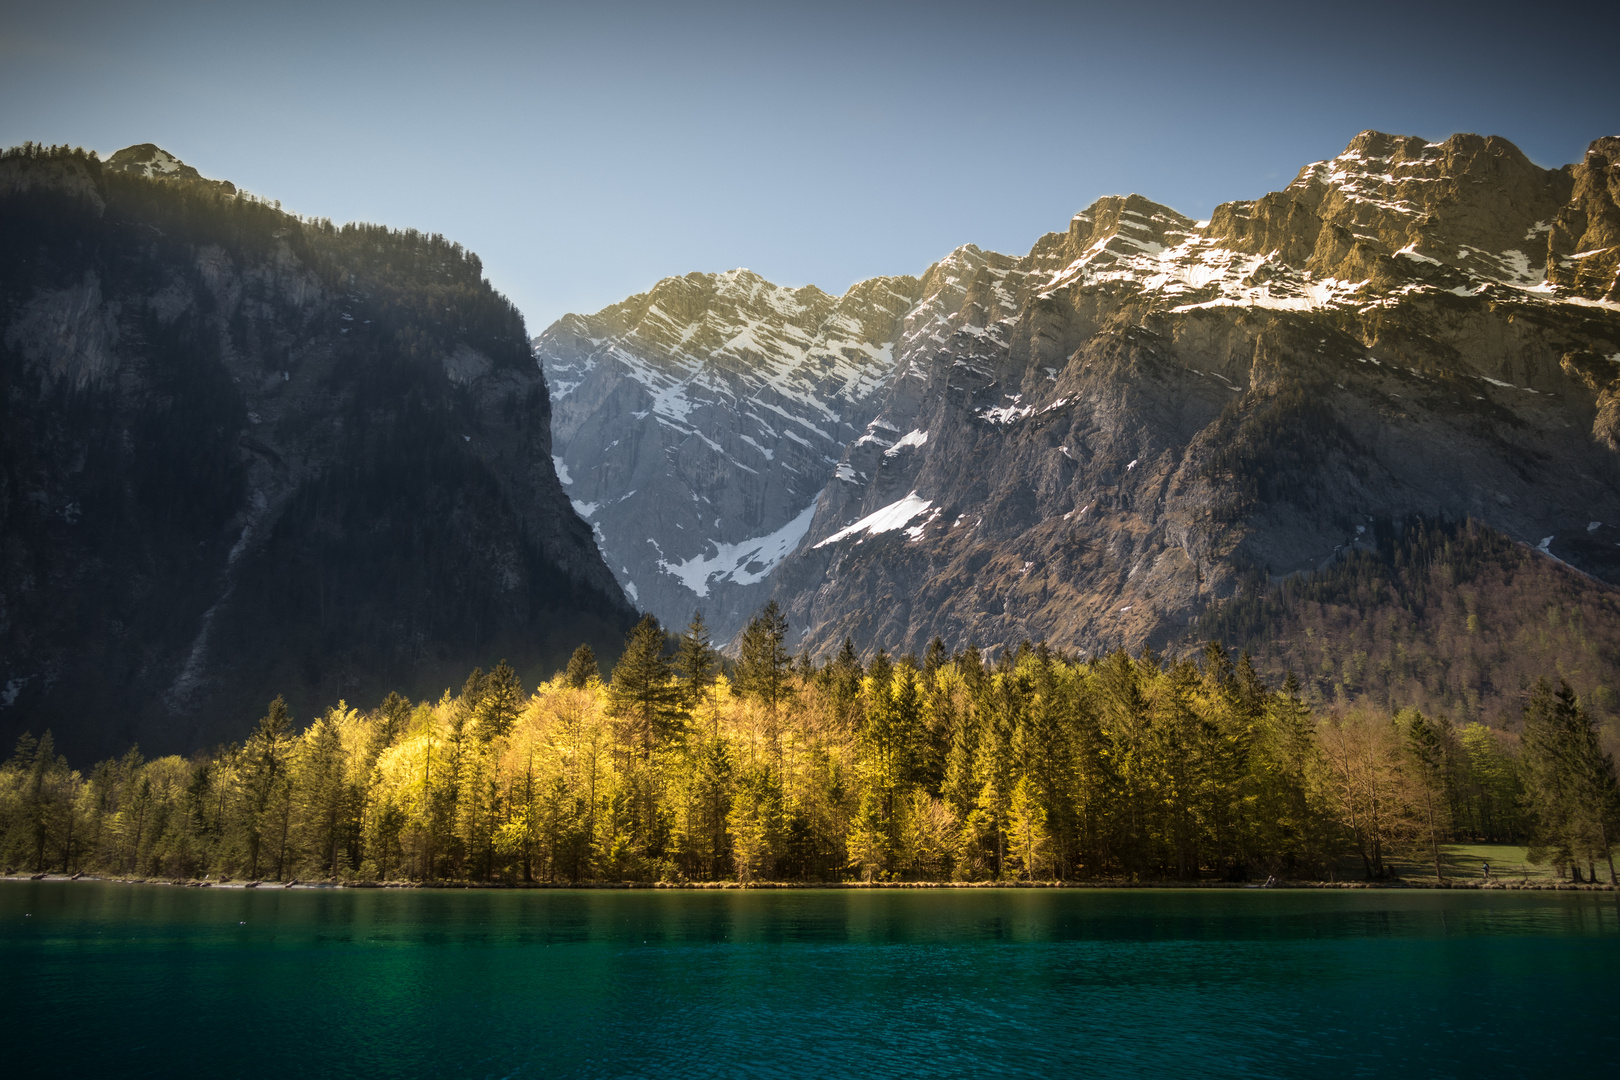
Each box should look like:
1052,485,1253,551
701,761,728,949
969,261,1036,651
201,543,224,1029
764,131,1620,658
535,267,921,639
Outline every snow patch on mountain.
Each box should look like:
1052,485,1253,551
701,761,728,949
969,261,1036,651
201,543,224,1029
815,492,933,548
659,501,818,597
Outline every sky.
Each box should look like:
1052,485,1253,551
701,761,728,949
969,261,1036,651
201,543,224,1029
4,0,1617,333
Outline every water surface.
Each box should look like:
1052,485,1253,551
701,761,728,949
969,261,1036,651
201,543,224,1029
3,882,1617,1077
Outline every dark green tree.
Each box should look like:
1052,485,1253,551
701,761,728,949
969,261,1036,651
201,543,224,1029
609,615,684,761
238,697,293,880
674,611,719,714
476,660,523,742
1402,709,1452,881
733,602,795,766
1522,680,1620,883
565,643,600,689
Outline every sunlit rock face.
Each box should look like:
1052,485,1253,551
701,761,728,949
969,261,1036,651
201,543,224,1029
768,131,1620,659
546,132,1620,661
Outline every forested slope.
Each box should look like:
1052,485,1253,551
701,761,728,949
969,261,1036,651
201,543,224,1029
0,143,634,761
1194,517,1620,726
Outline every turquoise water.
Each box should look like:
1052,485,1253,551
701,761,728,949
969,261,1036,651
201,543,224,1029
3,883,1617,1077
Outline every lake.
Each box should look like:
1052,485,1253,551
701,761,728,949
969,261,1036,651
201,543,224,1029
3,882,1617,1077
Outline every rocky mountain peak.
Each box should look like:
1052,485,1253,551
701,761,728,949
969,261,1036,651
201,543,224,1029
747,130,1620,663
104,143,237,194
532,129,1620,671
1550,136,1620,302
536,263,926,637
1,145,631,758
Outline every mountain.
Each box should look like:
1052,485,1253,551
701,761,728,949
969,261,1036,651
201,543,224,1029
537,265,920,636
1,143,634,761
773,131,1620,671
539,131,1620,723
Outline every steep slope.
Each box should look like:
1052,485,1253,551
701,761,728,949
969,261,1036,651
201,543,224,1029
535,246,1040,641
762,131,1620,677
0,144,634,760
1194,516,1620,724
535,266,924,637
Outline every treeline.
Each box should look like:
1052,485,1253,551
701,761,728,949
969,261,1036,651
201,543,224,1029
1,142,530,374
3,606,1617,885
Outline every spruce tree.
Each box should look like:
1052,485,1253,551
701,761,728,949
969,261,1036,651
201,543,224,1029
1402,709,1452,881
608,615,684,761
733,602,795,766
733,601,794,713
476,660,523,742
728,764,784,883
565,644,600,689
1523,680,1620,883
674,611,719,714
239,696,293,880
824,636,864,731
923,636,949,684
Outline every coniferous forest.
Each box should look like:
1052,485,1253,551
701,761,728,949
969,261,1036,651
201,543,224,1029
4,604,1617,887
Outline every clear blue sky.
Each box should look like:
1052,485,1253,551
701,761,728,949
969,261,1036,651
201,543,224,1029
4,0,1616,333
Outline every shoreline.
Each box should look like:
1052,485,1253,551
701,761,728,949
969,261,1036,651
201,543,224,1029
5,872,1615,893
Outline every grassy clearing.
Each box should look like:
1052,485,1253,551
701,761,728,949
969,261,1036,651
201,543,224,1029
1381,843,1562,883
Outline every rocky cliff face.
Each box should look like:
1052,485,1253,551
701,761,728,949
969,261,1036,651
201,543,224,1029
535,266,926,638
768,131,1620,659
538,131,1620,671
1,145,633,760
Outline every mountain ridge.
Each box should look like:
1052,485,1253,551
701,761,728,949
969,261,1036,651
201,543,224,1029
1,143,635,760
537,129,1620,727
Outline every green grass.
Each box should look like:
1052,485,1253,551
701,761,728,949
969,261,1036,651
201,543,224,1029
1382,842,1568,883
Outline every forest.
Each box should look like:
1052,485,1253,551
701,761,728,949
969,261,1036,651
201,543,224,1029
3,604,1617,887
1197,517,1620,725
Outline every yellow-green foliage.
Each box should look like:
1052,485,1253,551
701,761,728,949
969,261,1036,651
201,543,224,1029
3,627,1615,884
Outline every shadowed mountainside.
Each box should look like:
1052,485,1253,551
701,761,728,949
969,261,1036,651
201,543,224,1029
1,144,635,761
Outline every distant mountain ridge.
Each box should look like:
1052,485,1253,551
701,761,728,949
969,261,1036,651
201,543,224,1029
538,130,1620,722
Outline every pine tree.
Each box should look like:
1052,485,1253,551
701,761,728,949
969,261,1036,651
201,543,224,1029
1008,775,1050,880
734,602,795,767
734,602,794,714
1522,680,1620,883
674,611,719,716
476,660,523,742
923,636,949,683
293,713,352,877
823,636,864,732
565,644,600,689
238,697,293,880
608,615,684,761
728,764,783,884
1402,709,1452,881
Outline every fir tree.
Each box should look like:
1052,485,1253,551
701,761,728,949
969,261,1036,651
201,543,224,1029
1402,709,1452,881
476,660,523,742
674,611,719,715
608,615,684,761
565,644,600,689
238,697,293,880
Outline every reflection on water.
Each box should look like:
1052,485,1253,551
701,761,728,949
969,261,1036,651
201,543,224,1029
3,884,1617,1077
